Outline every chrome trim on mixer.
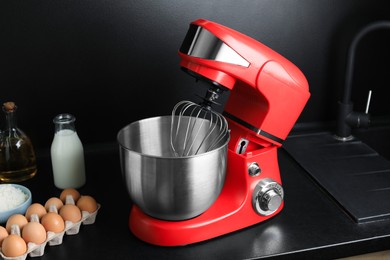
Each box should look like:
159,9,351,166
223,112,284,144
180,24,250,67
252,178,284,216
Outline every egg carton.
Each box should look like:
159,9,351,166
0,203,100,260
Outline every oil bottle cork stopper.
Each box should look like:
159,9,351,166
3,101,16,112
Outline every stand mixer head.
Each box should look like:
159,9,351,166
179,19,310,151
124,18,310,246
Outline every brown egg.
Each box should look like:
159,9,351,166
59,204,82,223
1,234,27,257
41,212,65,233
0,225,8,247
22,221,47,245
25,203,47,221
76,195,98,213
44,197,64,212
5,214,28,233
60,188,81,203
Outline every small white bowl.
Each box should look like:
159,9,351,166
0,184,32,224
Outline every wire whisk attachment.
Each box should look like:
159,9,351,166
170,100,229,157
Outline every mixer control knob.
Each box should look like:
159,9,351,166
252,178,284,216
260,189,282,212
248,162,261,176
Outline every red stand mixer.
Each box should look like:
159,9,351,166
127,19,310,246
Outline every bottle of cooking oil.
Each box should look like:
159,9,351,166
0,101,37,182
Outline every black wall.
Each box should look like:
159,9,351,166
1,0,389,152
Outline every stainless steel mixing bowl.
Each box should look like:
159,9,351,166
117,115,229,221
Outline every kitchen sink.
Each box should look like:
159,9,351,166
283,122,390,223
354,125,390,160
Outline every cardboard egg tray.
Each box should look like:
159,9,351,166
0,204,100,260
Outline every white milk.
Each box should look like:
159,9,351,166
50,129,86,189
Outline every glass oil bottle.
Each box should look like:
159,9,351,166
0,101,37,182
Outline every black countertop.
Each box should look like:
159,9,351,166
13,141,390,260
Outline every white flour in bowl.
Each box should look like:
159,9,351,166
0,185,28,211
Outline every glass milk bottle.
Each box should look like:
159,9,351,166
0,101,37,182
50,113,86,189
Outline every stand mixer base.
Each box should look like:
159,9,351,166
129,147,284,246
129,202,283,246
